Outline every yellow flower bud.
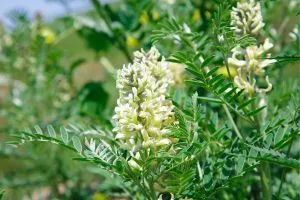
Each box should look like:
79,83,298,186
151,9,160,21
192,9,201,22
126,35,139,48
92,192,107,200
139,11,149,25
39,28,56,44
217,66,237,78
204,11,212,19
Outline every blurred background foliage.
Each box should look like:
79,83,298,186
0,0,299,199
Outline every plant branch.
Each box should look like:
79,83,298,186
222,104,243,140
258,162,272,200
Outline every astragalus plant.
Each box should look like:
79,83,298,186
10,0,299,199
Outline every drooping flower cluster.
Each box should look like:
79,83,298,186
228,39,276,94
231,0,265,36
229,0,276,94
113,47,175,152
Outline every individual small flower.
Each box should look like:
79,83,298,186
204,11,212,19
92,192,107,200
2,35,13,46
39,27,56,44
139,11,149,25
126,35,139,49
151,9,160,21
192,9,201,22
113,47,175,152
218,34,225,43
231,0,265,36
128,152,142,170
233,68,256,94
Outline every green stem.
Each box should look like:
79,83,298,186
222,104,243,140
123,164,153,199
148,178,157,200
255,94,272,200
198,96,223,104
90,0,132,62
129,174,152,199
259,162,272,200
276,139,294,197
223,54,232,80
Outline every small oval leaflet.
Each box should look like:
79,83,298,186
34,125,43,135
47,125,56,138
60,127,69,144
236,155,246,174
72,136,82,153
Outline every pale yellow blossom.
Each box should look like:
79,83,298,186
228,39,276,93
231,0,265,36
39,28,56,44
113,47,175,152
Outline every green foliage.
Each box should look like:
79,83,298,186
78,82,109,119
0,190,4,200
1,0,299,199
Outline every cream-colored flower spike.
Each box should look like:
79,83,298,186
113,47,175,152
231,0,265,36
228,39,276,94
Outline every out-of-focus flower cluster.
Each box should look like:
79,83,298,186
231,0,265,37
168,62,186,87
113,47,176,153
229,0,276,94
0,18,69,109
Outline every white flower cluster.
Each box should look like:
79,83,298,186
228,39,276,94
113,47,175,153
229,0,276,94
231,0,265,36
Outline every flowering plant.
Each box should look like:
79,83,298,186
4,0,300,199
